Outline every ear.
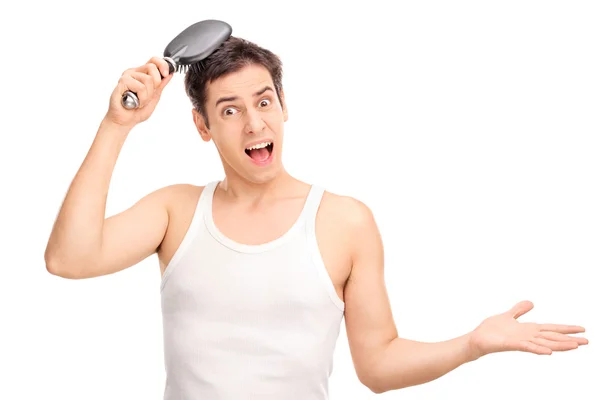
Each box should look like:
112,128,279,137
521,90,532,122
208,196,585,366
192,109,212,142
280,88,288,122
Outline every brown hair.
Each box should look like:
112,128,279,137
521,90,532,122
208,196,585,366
184,36,284,129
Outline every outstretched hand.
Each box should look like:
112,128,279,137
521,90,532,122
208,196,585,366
468,300,588,361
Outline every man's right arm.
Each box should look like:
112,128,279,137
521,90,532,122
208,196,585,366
44,119,170,279
45,56,175,279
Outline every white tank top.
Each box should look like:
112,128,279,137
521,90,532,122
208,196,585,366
159,180,345,399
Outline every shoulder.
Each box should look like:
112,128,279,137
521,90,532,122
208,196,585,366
318,190,383,278
150,183,206,206
138,183,207,220
319,189,377,231
154,182,205,197
316,189,381,267
316,189,379,256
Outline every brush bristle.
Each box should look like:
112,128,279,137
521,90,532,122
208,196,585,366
177,64,190,74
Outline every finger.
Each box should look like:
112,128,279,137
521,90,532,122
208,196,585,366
531,337,579,352
519,340,552,355
147,56,172,78
536,331,589,345
129,71,155,106
119,75,147,105
539,324,585,334
121,67,136,77
508,300,534,319
140,62,162,90
130,71,155,92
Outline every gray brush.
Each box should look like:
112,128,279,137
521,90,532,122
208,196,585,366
121,19,232,109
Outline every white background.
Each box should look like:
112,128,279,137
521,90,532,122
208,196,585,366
1,1,598,399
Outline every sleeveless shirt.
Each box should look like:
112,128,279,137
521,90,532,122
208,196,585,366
159,180,345,399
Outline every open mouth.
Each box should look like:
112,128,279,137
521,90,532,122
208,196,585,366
244,141,274,163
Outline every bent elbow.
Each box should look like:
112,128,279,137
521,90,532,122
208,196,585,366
46,260,75,279
366,381,387,395
358,371,388,395
45,254,88,279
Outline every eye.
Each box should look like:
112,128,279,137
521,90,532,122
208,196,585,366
259,99,271,107
223,107,238,116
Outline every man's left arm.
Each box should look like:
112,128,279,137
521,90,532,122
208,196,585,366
341,198,588,394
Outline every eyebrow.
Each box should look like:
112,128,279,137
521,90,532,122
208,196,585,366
215,85,274,108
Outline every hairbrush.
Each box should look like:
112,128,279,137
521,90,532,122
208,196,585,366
121,19,232,109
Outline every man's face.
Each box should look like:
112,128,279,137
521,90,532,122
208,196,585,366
193,63,288,184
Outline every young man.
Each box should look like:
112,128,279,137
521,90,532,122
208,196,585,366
44,36,587,398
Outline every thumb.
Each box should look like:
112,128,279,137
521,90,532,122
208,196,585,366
507,300,534,319
157,73,174,94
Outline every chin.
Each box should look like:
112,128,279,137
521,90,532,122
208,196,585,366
242,164,283,184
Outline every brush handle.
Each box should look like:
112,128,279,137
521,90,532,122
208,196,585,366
121,57,177,110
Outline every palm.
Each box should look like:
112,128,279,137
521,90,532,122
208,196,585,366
469,301,588,360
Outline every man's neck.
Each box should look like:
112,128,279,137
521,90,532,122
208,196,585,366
217,168,301,204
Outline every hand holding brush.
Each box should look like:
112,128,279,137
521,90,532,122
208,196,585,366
105,57,175,128
105,19,232,129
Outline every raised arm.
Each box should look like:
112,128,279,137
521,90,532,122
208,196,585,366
44,57,174,279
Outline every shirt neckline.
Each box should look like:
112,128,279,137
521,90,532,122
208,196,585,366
203,180,316,253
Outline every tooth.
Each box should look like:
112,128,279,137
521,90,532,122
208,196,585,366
246,141,272,151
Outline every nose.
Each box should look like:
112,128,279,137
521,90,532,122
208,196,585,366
244,108,266,135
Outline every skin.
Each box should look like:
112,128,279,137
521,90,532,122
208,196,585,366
45,57,589,394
